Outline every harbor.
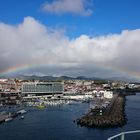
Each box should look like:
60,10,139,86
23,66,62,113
0,93,140,140
0,93,125,127
0,78,140,132
0,79,140,129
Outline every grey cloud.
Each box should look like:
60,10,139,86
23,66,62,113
41,0,93,16
0,17,140,79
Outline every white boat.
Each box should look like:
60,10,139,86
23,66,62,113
21,116,24,119
17,109,27,114
5,117,13,122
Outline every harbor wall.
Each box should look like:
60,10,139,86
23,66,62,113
75,94,127,128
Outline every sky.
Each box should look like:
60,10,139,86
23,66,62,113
0,0,140,80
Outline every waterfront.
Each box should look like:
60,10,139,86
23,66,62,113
0,93,140,140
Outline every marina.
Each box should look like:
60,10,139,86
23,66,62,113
0,93,140,140
0,93,130,128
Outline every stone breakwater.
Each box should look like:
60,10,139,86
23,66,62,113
75,94,127,128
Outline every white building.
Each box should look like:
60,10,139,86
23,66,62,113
0,79,8,82
93,90,113,99
103,91,113,99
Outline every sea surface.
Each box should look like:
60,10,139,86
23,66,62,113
0,93,140,140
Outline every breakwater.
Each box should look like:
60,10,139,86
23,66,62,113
75,94,127,128
0,109,26,124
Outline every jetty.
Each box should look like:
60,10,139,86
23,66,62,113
0,109,26,124
75,94,127,128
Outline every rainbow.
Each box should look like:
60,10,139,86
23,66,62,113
0,62,54,76
0,63,140,81
0,64,32,76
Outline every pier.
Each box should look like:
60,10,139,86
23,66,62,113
0,109,26,124
76,94,127,128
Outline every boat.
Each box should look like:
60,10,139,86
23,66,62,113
17,109,27,114
5,117,13,122
21,116,24,119
36,105,45,109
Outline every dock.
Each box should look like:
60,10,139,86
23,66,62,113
0,109,26,124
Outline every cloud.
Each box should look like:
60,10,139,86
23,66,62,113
41,0,93,16
0,17,140,79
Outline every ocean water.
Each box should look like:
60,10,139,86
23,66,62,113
0,93,140,140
